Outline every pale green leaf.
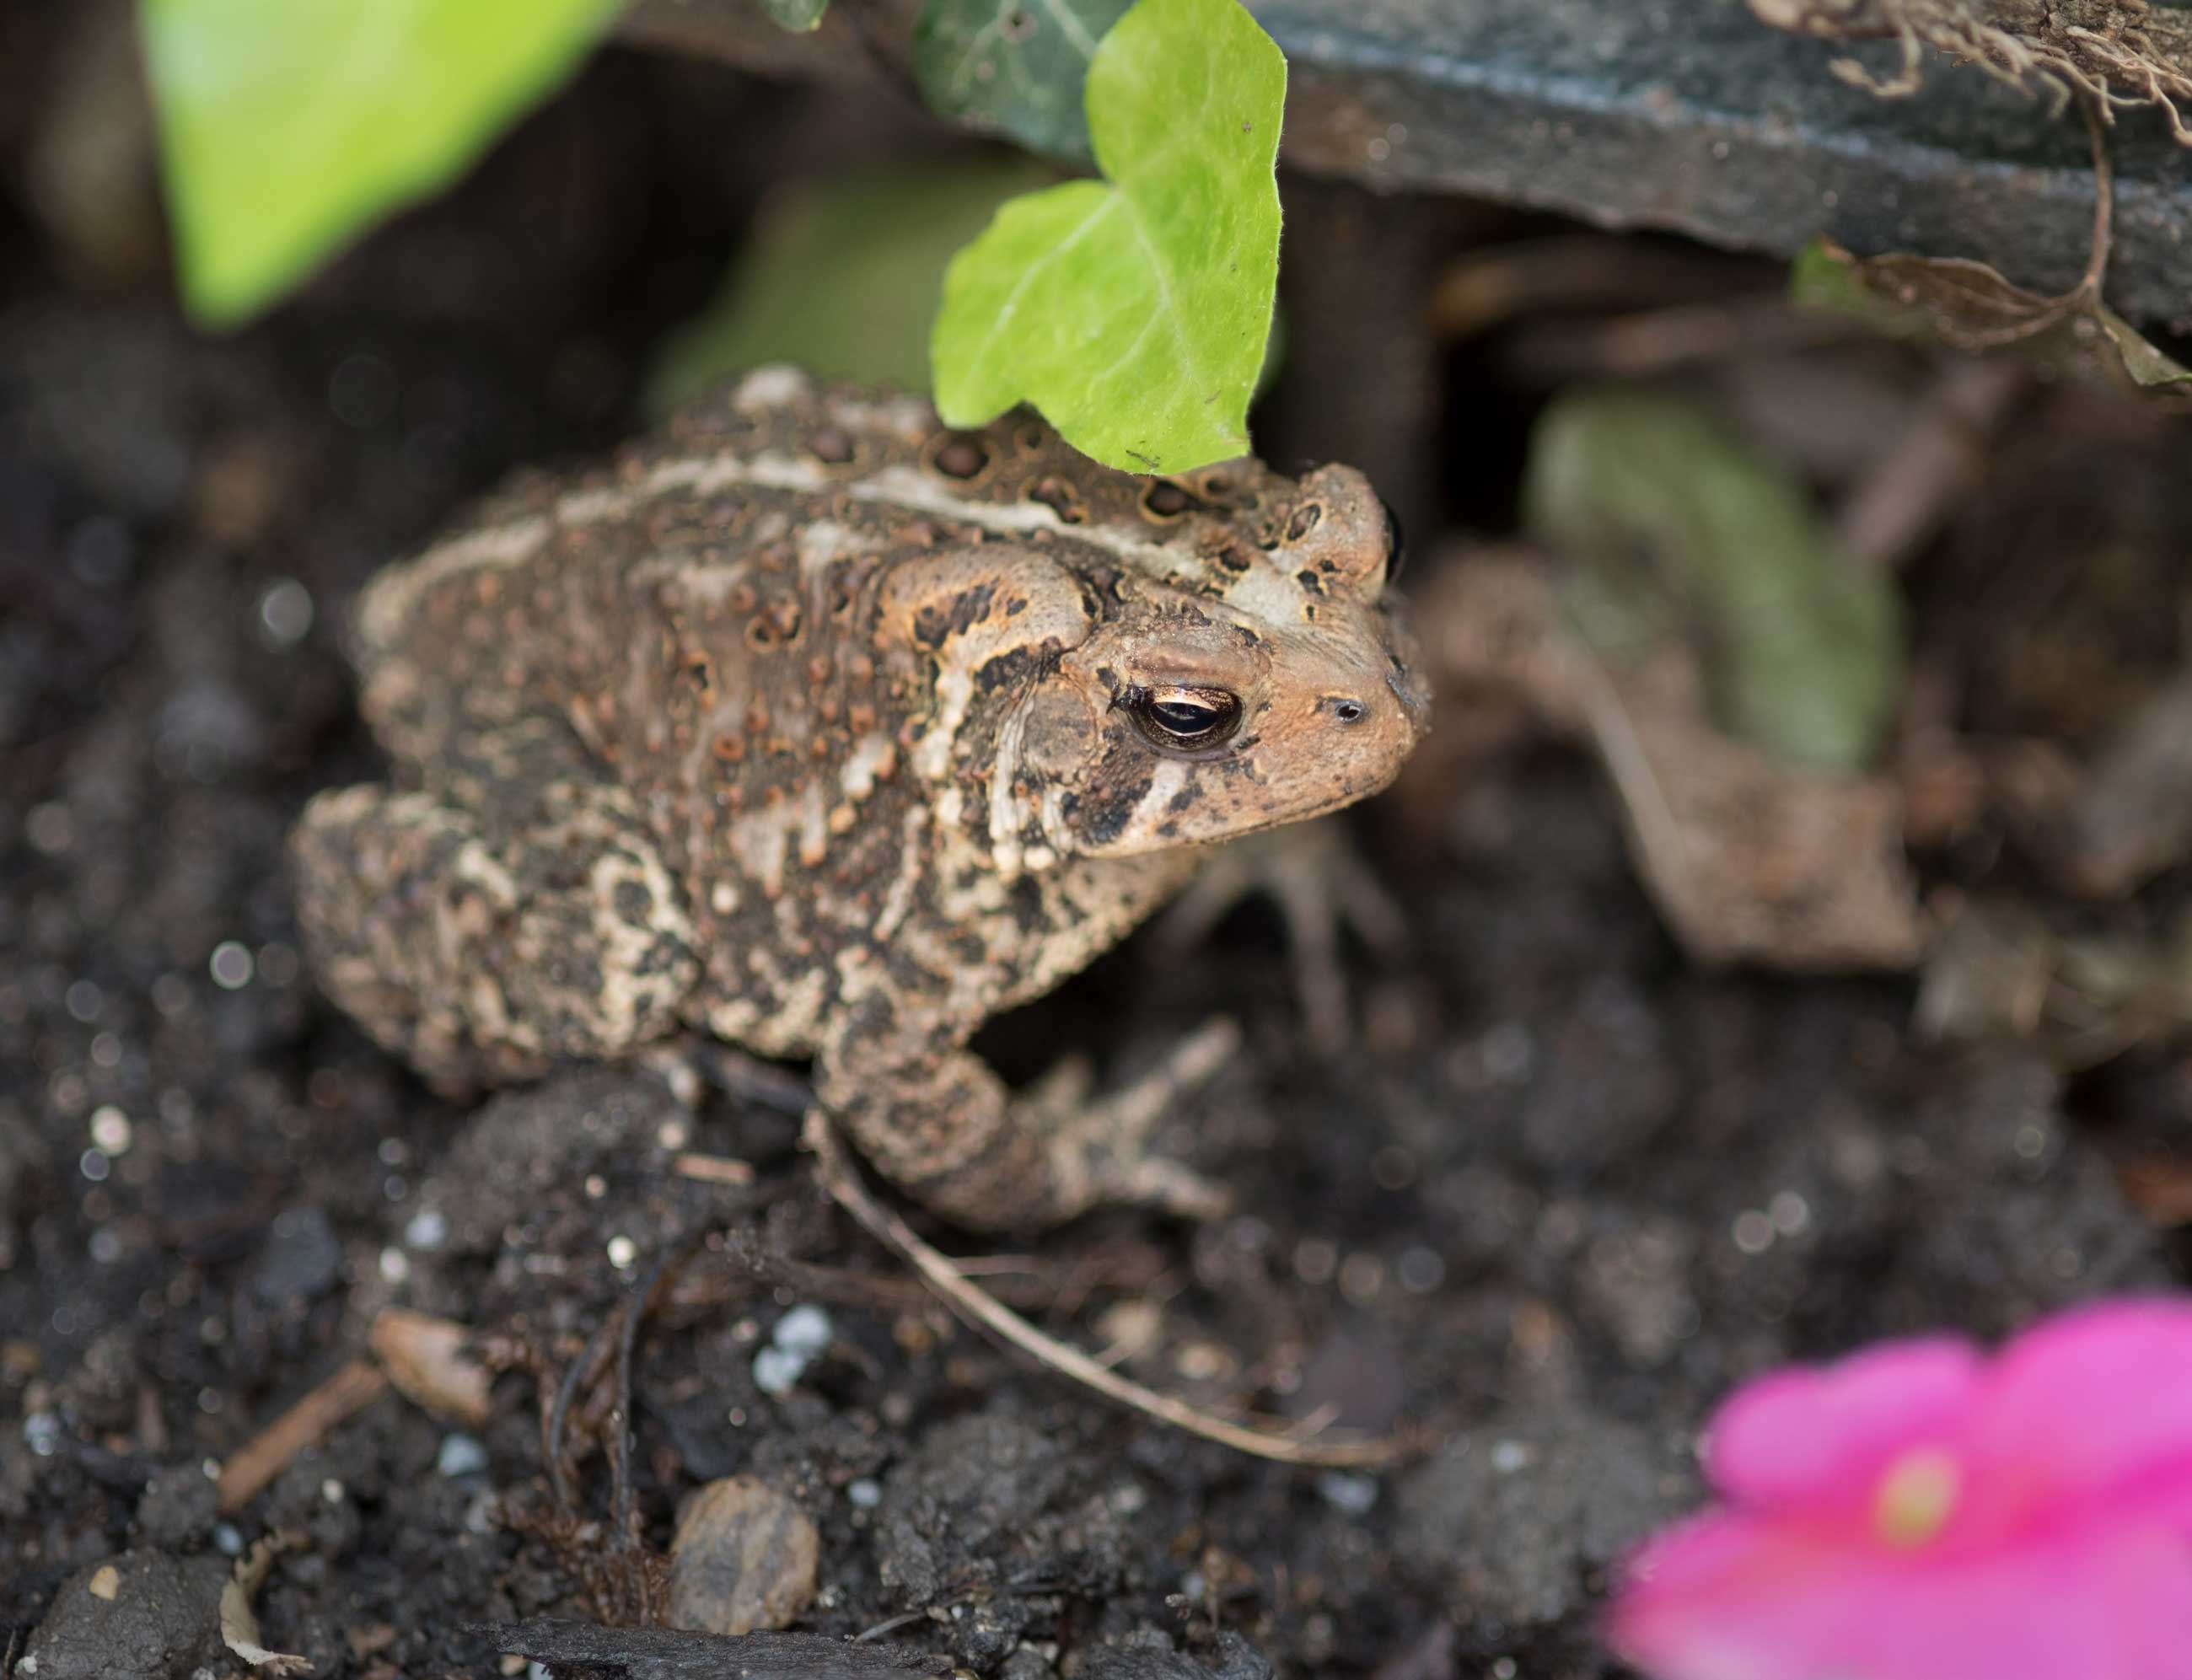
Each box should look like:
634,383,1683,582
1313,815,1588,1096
1523,389,1906,776
760,0,830,31
646,161,1056,416
142,0,621,327
929,0,1284,475
913,0,1133,159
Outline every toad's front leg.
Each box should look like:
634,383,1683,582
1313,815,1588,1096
814,1015,1238,1232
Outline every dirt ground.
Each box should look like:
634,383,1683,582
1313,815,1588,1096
4,25,2190,1680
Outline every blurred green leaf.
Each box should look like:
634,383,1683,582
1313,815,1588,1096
1792,236,2192,394
142,0,620,327
1523,389,1906,776
929,0,1284,475
913,0,1133,160
760,0,830,29
647,161,1056,416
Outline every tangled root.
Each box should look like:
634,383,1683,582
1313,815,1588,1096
1749,0,2192,143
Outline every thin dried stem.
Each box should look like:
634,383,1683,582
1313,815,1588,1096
804,1111,1422,1468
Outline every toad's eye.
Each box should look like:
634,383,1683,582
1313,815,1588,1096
1125,684,1244,753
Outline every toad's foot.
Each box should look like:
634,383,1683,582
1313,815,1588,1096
818,1018,1239,1232
1153,819,1408,1057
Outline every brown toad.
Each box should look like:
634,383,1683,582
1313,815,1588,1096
291,368,1427,1229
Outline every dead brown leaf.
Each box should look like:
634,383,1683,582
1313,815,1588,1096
221,1532,312,1675
1792,239,2192,393
2056,669,2192,895
368,1307,493,1429
1915,895,2192,1063
1423,550,1926,970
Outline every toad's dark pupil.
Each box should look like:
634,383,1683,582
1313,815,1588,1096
1152,700,1217,733
1129,688,1241,749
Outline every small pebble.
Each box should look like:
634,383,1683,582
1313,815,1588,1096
668,1477,819,1635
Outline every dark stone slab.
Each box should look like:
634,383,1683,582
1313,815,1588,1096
616,0,2192,323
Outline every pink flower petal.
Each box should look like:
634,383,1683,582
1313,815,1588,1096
1704,1336,1983,1508
1609,1505,2192,1680
1964,1301,2192,1529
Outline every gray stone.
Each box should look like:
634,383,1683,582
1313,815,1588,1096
617,0,2192,322
1396,1404,1697,1629
19,1550,228,1680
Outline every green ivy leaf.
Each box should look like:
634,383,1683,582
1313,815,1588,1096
929,0,1284,475
913,0,1133,160
646,161,1056,416
1523,389,1906,776
141,0,621,328
759,0,829,31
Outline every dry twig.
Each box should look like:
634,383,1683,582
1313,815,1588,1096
216,1360,389,1513
803,1111,1421,1468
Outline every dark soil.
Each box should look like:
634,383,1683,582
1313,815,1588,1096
3,26,2186,1680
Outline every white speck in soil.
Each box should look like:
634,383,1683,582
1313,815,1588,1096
258,578,314,647
1317,1471,1380,1515
752,1347,805,1397
208,942,253,990
89,1107,132,1155
847,1478,882,1509
1490,1439,1534,1474
772,1303,833,1357
438,1434,490,1478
